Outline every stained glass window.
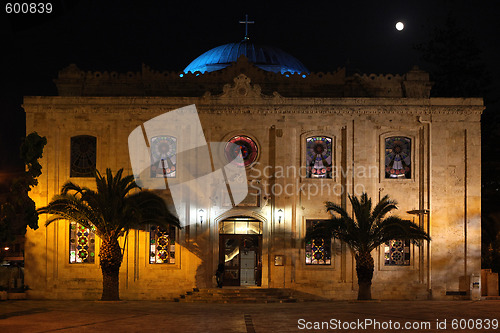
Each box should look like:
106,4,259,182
225,135,259,167
305,220,331,265
306,136,332,178
150,136,177,178
384,240,410,266
385,137,411,179
70,136,96,177
69,222,96,264
150,225,176,264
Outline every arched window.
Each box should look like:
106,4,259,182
306,136,333,179
385,136,411,179
70,135,97,177
150,135,177,178
305,220,331,265
69,222,95,264
149,225,176,264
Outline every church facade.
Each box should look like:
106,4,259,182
24,41,483,300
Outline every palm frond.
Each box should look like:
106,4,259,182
370,216,430,251
305,217,362,252
325,201,350,220
37,168,180,242
61,181,88,196
305,219,334,241
37,194,101,234
349,193,372,233
370,195,398,222
308,192,430,256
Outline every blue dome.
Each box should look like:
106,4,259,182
184,41,309,75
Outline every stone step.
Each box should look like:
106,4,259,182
180,297,297,303
184,294,295,300
481,296,500,300
174,288,300,303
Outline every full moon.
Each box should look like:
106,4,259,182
396,22,404,31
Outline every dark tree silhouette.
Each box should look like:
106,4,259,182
0,132,46,243
415,13,490,98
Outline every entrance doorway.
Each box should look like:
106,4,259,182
219,217,263,287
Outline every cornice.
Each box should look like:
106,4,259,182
23,101,483,116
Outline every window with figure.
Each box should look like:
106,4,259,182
306,136,332,178
305,219,331,265
70,135,97,177
150,225,176,264
69,222,96,264
385,136,411,179
384,239,410,266
150,135,177,178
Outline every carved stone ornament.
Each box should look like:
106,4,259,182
216,74,286,104
220,74,263,98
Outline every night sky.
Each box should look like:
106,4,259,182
1,0,499,170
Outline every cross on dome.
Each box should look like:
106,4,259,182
239,14,254,40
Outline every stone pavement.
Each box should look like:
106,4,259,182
0,300,499,332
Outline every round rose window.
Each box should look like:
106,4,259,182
225,135,259,167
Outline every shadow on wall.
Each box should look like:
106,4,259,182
181,224,211,289
431,211,481,293
22,237,46,294
0,265,24,291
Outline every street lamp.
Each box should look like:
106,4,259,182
277,209,284,224
198,209,206,225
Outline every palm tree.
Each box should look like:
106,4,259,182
306,192,430,300
37,168,180,300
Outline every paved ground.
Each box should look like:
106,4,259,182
0,300,499,332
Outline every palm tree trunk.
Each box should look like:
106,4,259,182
355,251,374,300
99,238,123,301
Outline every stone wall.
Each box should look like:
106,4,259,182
23,75,483,300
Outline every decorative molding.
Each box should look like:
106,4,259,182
23,95,484,118
220,74,262,98
210,74,286,104
23,105,484,117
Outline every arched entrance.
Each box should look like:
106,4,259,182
219,216,263,286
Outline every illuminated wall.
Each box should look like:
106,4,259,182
24,75,483,300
